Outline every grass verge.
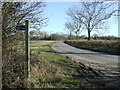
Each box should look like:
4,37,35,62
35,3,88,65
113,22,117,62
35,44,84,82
28,40,93,88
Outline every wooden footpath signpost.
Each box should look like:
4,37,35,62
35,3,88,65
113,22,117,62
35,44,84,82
25,20,30,78
17,20,30,78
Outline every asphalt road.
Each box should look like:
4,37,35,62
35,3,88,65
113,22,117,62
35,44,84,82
52,41,119,70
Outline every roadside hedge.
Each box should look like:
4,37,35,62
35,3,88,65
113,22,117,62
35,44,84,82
64,40,120,55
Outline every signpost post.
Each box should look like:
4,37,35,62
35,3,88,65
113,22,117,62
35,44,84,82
25,20,30,78
16,20,30,78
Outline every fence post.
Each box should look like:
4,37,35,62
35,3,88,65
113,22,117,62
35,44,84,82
25,20,30,78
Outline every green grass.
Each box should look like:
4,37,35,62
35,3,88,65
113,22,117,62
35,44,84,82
28,40,93,88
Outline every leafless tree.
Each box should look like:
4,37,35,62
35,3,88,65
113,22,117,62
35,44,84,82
65,16,82,40
72,20,82,40
67,0,119,40
1,2,47,87
2,2,47,48
65,22,74,39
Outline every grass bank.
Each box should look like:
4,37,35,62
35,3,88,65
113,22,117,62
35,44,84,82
28,41,93,88
64,40,119,55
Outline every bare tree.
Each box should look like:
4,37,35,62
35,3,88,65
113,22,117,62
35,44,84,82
2,2,47,87
65,22,74,39
67,1,119,40
15,2,47,30
65,17,82,40
72,20,82,40
2,2,47,48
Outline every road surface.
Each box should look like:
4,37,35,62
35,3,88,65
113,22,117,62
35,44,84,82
52,41,119,70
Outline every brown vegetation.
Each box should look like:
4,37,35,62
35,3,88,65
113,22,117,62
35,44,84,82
64,40,120,55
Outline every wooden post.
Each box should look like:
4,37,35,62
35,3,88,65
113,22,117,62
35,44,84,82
118,2,120,74
25,20,30,78
0,32,1,89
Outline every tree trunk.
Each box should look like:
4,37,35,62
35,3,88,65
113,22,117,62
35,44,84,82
76,33,78,41
69,32,72,40
88,30,91,41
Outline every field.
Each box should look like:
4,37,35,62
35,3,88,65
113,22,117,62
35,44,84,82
27,41,93,88
64,40,119,55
